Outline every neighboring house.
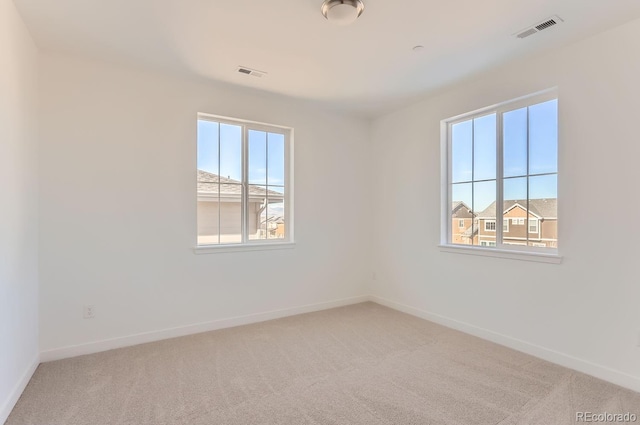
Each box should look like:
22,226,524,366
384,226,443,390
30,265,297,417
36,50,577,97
476,199,557,248
197,170,284,244
262,215,285,239
451,201,476,245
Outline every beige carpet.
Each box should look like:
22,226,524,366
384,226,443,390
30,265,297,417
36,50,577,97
7,302,640,424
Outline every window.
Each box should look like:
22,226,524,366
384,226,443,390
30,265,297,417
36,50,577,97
444,90,558,253
458,219,465,228
528,218,539,233
485,220,496,231
196,114,293,247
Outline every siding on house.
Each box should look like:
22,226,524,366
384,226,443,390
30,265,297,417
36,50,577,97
476,199,558,247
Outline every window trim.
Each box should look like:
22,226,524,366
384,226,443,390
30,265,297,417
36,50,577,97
439,88,560,261
195,113,294,251
528,218,539,233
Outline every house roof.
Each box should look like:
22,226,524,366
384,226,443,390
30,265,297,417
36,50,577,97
476,199,557,219
197,170,284,199
462,225,478,238
452,201,466,212
452,201,474,217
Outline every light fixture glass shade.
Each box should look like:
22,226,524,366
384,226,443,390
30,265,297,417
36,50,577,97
321,0,364,26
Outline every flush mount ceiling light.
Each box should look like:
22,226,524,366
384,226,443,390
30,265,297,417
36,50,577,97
321,0,365,25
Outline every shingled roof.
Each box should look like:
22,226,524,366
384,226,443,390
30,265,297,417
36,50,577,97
476,199,557,219
197,170,284,199
452,201,468,213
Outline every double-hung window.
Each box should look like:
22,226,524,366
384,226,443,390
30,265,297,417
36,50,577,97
443,90,558,255
196,114,293,247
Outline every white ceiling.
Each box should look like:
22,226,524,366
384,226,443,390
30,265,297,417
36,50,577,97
14,0,640,116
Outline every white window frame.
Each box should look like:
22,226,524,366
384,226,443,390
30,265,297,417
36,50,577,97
458,219,465,228
484,220,496,232
194,113,295,254
528,218,539,233
439,89,561,264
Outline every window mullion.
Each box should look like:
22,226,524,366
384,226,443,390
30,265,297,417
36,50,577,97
471,119,475,245
496,110,504,248
242,125,249,243
217,124,221,245
526,107,530,246
447,123,453,244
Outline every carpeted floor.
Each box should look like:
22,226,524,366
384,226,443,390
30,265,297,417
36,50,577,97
7,302,640,424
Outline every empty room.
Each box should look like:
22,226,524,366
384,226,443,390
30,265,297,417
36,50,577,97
2,0,640,423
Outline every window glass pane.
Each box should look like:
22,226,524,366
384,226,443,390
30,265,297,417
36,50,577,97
474,180,496,247
219,184,243,244
451,120,473,183
197,197,219,245
267,133,285,186
220,124,242,182
451,183,473,245
197,120,219,175
248,185,268,240
503,107,528,178
529,174,557,248
503,177,527,244
267,195,285,239
529,99,558,175
473,114,496,181
529,174,557,200
249,130,267,184
196,120,220,246
503,177,527,202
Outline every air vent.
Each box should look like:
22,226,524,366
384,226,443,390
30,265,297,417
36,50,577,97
237,66,267,78
514,15,563,39
535,19,557,31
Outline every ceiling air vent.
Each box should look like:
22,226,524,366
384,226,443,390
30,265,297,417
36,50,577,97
514,15,563,39
237,66,267,78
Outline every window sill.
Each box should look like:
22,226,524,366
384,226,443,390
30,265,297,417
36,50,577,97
438,244,562,264
194,242,296,255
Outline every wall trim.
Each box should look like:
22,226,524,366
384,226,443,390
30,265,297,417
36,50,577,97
370,295,640,393
0,354,39,425
40,295,370,363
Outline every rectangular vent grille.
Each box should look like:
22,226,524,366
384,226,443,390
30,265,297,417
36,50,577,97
237,66,267,78
535,19,556,31
514,15,563,39
517,28,538,39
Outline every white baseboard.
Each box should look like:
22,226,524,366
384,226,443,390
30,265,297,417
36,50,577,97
40,295,370,363
370,295,640,394
0,354,39,425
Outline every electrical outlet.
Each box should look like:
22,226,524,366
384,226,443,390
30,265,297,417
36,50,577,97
83,305,95,319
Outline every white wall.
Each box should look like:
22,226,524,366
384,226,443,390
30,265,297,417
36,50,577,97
38,53,372,356
371,18,640,390
0,0,39,422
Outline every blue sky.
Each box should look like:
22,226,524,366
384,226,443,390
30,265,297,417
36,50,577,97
451,99,558,213
197,120,285,194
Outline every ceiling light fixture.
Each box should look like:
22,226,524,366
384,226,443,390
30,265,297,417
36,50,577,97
321,0,365,26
